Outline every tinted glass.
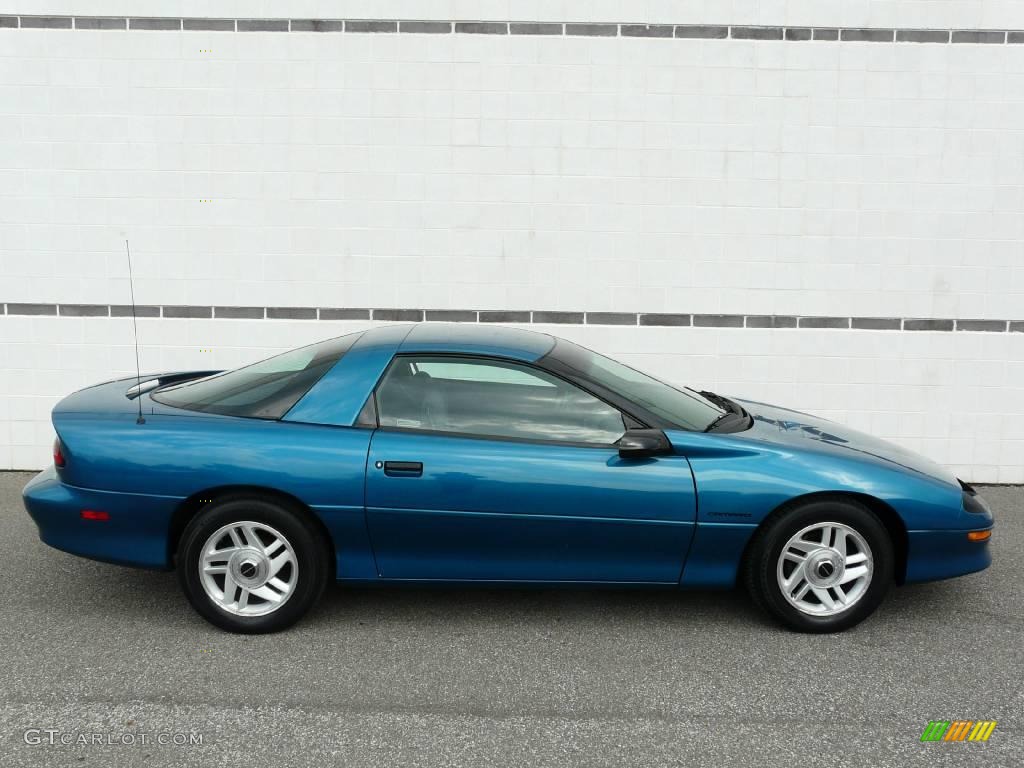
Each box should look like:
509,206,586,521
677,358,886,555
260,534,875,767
376,356,626,444
546,339,724,431
152,334,359,419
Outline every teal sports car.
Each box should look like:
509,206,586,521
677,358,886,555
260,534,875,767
23,324,994,633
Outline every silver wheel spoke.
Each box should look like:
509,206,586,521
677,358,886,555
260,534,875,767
840,564,869,584
788,539,816,555
833,582,848,605
265,537,285,557
250,585,285,603
811,586,836,611
776,521,873,618
268,550,292,578
833,527,847,555
783,561,807,592
198,520,299,618
222,570,237,602
243,525,264,551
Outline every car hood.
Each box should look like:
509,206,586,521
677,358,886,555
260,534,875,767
734,398,959,487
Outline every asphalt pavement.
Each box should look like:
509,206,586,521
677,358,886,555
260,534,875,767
0,471,1019,767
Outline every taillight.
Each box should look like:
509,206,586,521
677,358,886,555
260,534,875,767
53,437,66,467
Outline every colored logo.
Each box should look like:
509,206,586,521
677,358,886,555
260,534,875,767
920,721,996,742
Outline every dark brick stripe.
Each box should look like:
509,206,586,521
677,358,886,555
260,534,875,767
479,311,530,323
215,306,264,319
400,21,451,34
74,17,126,30
237,19,288,32
20,16,72,29
851,317,902,331
956,319,1008,332
896,29,950,43
586,312,637,325
565,23,617,37
267,307,316,320
7,303,57,315
425,310,478,322
129,18,181,31
533,311,584,324
799,316,850,329
183,18,234,31
58,304,109,316
511,23,562,36
746,315,797,329
374,309,425,322
110,304,160,317
2,17,1021,45
676,25,728,39
2,304,1023,332
731,26,784,40
345,20,397,33
163,305,211,318
841,28,895,42
320,308,370,320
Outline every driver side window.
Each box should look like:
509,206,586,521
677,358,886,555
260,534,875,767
376,356,626,445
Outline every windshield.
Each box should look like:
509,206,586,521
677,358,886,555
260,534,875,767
544,339,725,431
152,333,360,419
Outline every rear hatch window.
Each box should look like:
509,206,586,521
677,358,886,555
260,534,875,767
152,333,360,419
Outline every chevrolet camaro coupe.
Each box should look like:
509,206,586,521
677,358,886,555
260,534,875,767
23,324,993,633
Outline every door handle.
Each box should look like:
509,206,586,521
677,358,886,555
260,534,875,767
383,461,423,477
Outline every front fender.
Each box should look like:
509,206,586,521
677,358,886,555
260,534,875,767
666,430,964,530
668,429,974,590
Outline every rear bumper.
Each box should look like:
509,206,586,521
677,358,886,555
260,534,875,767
904,527,993,583
22,467,179,570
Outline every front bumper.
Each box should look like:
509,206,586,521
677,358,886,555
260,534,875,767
22,467,178,569
904,527,993,583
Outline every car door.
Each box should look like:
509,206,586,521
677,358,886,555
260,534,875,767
363,355,697,583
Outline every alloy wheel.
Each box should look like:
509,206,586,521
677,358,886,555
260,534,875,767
198,521,298,616
776,521,873,616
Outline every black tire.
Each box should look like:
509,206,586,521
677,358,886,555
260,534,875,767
177,495,329,634
743,497,893,633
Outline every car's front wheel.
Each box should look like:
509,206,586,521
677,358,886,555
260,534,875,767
177,496,329,633
743,498,893,633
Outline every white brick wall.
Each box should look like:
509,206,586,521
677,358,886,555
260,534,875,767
2,5,1024,481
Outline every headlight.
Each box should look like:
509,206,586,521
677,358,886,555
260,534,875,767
959,480,991,515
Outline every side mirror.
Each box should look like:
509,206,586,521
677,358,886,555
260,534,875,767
617,429,672,458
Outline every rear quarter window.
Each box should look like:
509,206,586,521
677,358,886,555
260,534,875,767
152,333,359,419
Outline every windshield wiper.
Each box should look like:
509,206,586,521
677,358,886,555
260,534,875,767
695,389,733,412
698,390,752,433
703,411,733,432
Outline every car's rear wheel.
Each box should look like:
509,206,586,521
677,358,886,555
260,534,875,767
177,496,329,633
743,498,893,633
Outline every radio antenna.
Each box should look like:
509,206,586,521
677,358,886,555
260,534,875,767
125,239,145,425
